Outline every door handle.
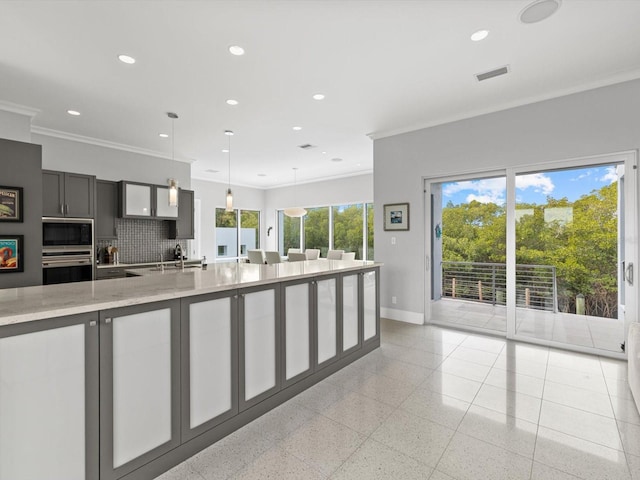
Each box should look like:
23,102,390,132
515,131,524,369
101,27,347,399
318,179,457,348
626,262,634,285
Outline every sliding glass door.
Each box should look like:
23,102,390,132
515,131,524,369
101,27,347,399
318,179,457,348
426,152,637,355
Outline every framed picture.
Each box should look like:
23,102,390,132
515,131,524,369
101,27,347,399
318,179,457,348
0,186,23,222
0,235,24,273
383,203,410,231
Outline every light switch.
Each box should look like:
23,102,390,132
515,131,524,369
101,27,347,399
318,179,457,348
391,236,396,245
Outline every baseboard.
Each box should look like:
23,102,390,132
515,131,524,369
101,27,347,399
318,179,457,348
381,307,424,325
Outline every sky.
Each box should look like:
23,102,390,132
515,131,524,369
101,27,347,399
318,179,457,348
442,165,619,206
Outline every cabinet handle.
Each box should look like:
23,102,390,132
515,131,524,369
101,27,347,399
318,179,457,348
60,204,64,214
89,321,97,327
105,318,112,324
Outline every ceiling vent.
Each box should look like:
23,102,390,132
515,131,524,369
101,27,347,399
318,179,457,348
475,65,510,82
298,144,316,150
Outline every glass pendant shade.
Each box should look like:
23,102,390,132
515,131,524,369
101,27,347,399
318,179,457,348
168,179,179,207
284,206,307,217
226,188,233,212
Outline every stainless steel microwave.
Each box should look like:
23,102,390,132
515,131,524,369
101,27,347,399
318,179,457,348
42,217,94,247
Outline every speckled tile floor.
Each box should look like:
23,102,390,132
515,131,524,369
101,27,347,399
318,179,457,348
156,318,639,480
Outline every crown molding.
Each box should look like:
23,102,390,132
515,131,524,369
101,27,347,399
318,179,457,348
368,69,640,140
30,126,195,164
0,100,41,118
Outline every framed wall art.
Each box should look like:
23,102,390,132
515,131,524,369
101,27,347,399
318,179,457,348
0,186,23,222
383,203,410,231
0,235,24,273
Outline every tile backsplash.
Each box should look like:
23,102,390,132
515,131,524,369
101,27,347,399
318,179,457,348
97,218,190,264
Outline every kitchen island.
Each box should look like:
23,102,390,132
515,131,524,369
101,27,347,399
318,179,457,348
0,261,380,480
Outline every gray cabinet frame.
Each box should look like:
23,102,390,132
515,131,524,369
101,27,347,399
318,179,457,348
168,189,195,239
238,283,282,411
314,273,342,370
280,278,315,388
118,181,179,220
180,291,239,441
96,179,118,240
43,170,96,218
0,313,100,480
361,268,381,349
98,300,182,480
339,272,363,358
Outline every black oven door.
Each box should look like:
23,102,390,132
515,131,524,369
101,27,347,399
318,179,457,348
43,264,94,285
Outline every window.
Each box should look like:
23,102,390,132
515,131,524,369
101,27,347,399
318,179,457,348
277,202,374,260
215,208,260,261
215,208,238,259
333,204,364,259
304,207,329,257
279,211,301,253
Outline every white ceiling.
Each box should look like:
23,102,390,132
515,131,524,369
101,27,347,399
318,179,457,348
1,0,640,188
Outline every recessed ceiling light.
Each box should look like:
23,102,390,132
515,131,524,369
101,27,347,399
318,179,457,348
257,173,267,177
222,149,229,153
331,158,343,162
322,151,327,154
470,30,489,42
159,133,169,138
118,54,136,64
312,93,325,100
228,45,245,56
357,163,361,166
519,0,561,24
226,99,239,106
67,110,81,116
292,126,302,131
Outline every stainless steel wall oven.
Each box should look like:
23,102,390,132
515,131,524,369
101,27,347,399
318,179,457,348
42,218,94,284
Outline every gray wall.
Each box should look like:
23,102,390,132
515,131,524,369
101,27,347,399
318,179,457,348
374,78,640,323
32,134,191,189
0,138,42,288
0,111,32,143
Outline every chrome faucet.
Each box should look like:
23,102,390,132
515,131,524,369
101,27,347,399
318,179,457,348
176,244,185,271
158,253,164,272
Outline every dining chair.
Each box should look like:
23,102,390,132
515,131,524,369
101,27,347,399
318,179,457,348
265,251,283,264
287,252,307,262
326,249,344,260
305,248,320,260
341,252,356,261
247,249,265,264
287,248,301,255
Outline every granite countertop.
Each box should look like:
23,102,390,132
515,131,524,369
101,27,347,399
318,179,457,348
0,260,380,326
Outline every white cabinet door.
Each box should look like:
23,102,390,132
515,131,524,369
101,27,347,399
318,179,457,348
342,274,359,351
155,186,179,218
102,301,180,479
0,321,91,480
188,297,234,429
242,289,278,404
284,283,310,381
124,183,152,217
317,277,337,364
363,271,377,341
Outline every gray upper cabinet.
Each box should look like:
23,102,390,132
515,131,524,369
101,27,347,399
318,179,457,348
96,180,118,240
119,181,179,220
168,189,194,239
43,170,96,218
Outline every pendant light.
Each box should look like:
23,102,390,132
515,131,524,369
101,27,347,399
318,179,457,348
224,130,234,212
284,168,307,217
167,112,179,207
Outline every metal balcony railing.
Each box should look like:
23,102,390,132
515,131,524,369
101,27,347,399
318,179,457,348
441,261,557,312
